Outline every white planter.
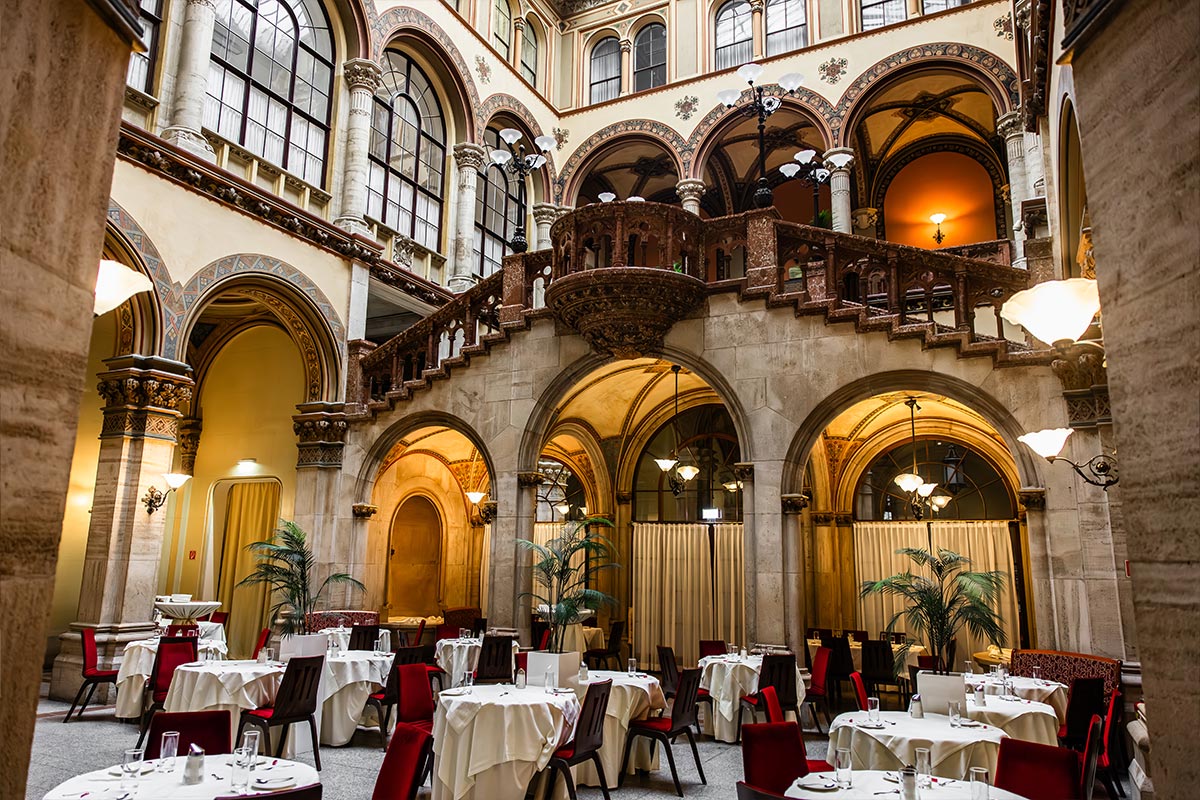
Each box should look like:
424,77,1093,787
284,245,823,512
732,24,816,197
279,633,326,660
526,650,581,690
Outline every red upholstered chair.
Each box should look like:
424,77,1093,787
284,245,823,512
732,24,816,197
850,671,869,711
371,722,433,800
759,685,784,723
137,636,198,747
218,787,321,800
365,660,401,748
736,781,790,799
515,651,528,674
435,624,459,642
738,653,801,740
395,663,435,734
802,646,833,733
741,722,832,794
545,679,614,800
209,611,229,626
410,620,426,647
698,640,727,659
995,737,1083,800
620,668,706,797
146,710,232,758
252,628,271,661
166,623,200,637
1081,714,1104,800
538,628,552,651
1097,690,1125,799
64,627,120,723
236,655,325,770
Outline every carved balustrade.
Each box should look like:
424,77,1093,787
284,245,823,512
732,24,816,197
549,201,706,280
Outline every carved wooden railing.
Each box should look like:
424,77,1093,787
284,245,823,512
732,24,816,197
549,202,706,281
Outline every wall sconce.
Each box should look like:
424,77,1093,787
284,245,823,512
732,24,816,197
1000,278,1102,352
1018,427,1119,489
930,213,947,245
94,259,153,316
465,491,486,504
142,473,191,514
234,458,258,475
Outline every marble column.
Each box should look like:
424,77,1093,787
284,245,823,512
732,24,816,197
824,147,855,234
334,59,383,236
50,356,194,702
511,19,525,69
675,179,706,216
487,471,536,638
531,203,559,251
449,142,486,294
749,0,765,59
162,0,218,159
291,403,350,605
619,39,632,96
997,111,1029,266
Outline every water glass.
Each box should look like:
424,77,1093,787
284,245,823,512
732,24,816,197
727,643,736,657
544,668,556,692
970,767,990,800
158,732,179,773
915,747,931,788
1032,666,1042,681
867,696,880,724
374,636,384,655
379,629,391,653
628,657,637,675
121,747,144,790
460,627,469,640
230,746,253,792
948,700,962,727
964,660,976,675
240,729,260,761
463,671,475,692
834,747,853,789
259,647,273,664
515,668,527,689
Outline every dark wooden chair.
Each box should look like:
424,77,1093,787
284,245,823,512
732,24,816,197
63,627,119,723
474,635,515,684
619,667,706,797
737,653,800,741
545,679,614,800
584,620,625,670
656,645,680,698
698,640,727,659
806,628,832,641
820,634,854,705
1061,677,1106,751
145,710,232,758
236,655,325,770
845,629,869,643
861,639,903,703
136,636,198,747
348,624,380,651
471,616,488,635
365,659,401,749
882,630,907,645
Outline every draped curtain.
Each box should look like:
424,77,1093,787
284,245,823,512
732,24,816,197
853,520,1019,665
712,523,745,652
216,481,281,658
479,523,491,616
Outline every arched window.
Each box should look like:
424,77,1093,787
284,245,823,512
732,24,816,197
853,440,1015,521
589,37,621,104
633,23,667,92
474,127,522,277
494,0,512,59
205,0,335,187
766,0,807,56
520,20,538,85
922,0,971,12
633,405,743,522
714,1,753,70
127,0,164,93
367,52,446,251
860,0,906,30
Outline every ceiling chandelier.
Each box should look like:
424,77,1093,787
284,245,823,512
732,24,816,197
657,364,700,496
893,397,951,520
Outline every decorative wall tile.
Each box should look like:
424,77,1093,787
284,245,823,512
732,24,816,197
818,57,848,85
675,95,700,120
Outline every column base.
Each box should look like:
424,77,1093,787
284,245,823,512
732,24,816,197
49,622,157,703
447,273,480,294
161,126,215,161
334,215,370,237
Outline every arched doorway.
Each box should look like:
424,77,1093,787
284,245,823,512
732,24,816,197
388,496,444,616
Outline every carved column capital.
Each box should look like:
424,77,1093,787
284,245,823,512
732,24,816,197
96,355,194,440
453,142,488,171
852,207,879,229
733,462,754,481
1052,347,1107,390
517,471,546,487
822,147,855,173
352,503,378,518
478,500,498,525
177,418,203,475
997,110,1025,141
531,203,561,226
619,38,632,54
675,179,706,203
342,58,383,93
292,402,347,468
1018,487,1046,511
616,490,633,505
781,493,810,514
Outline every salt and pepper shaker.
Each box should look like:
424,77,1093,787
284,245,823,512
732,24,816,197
900,766,919,800
183,743,204,785
578,662,589,682
909,693,924,719
515,667,526,689
974,683,987,706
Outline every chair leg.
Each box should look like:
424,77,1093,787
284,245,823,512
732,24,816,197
275,723,288,757
590,752,612,800
64,680,90,723
562,765,579,800
307,716,321,771
684,728,705,785
1101,769,1123,799
618,733,636,787
543,762,558,800
659,733,682,797
79,681,101,720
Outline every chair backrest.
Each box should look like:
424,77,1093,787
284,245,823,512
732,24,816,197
572,679,613,756
273,656,324,719
736,780,790,800
845,629,868,643
741,721,808,793
411,620,426,646
860,640,896,682
396,662,435,723
1064,677,1107,749
392,646,425,666
80,627,100,673
435,624,459,642
252,628,270,661
757,653,799,707
471,617,488,634
698,640,727,659
806,627,832,641
146,710,232,758
850,671,869,711
916,671,967,716
656,645,680,695
995,737,1083,800
441,606,480,630
759,685,784,723
917,654,943,672
372,722,433,800
810,646,831,693
1010,648,1122,704
149,637,199,695
538,628,551,650
210,611,229,626
348,624,380,651
377,660,401,705
475,635,515,682
1081,714,1103,799
604,620,625,656
821,635,854,677
1100,689,1120,766
219,786,322,800
670,668,702,730
166,624,199,637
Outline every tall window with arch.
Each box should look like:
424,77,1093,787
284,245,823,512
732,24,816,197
367,51,446,251
633,23,667,92
127,0,164,93
766,0,807,56
205,0,335,187
860,0,906,30
473,126,522,278
589,37,621,103
714,1,753,70
520,20,538,85
494,0,512,59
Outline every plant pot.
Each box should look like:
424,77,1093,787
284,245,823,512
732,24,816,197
279,633,326,660
527,650,581,690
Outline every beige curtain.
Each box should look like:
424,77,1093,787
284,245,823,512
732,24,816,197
217,482,281,658
632,523,715,671
853,520,1019,666
712,523,745,651
479,523,491,617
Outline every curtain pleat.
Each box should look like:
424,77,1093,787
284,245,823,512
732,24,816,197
479,523,491,617
216,481,281,658
712,523,745,650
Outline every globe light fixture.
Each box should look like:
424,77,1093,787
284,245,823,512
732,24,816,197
658,364,700,496
597,192,617,203
891,397,948,520
95,259,153,316
488,128,555,253
656,457,679,472
465,491,486,504
780,149,835,226
717,63,806,208
676,465,700,482
930,213,947,245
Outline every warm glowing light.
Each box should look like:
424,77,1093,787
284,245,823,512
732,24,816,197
95,259,153,316
894,473,924,493
930,494,951,512
737,63,764,84
676,465,700,482
579,506,588,516
554,503,571,516
826,152,854,169
778,72,804,92
499,128,522,145
723,480,742,492
655,458,679,472
929,213,947,225
1019,428,1074,460
916,481,938,498
465,491,486,504
163,473,192,490
701,507,722,521
1001,278,1101,347
234,458,258,475
490,149,512,165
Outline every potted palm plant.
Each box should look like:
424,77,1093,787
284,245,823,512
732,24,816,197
238,520,366,638
519,516,619,684
860,547,1006,675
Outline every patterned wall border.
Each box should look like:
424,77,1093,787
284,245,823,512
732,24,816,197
106,199,182,357
555,119,690,204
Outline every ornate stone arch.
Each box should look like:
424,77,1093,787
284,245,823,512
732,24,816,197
356,411,498,504
105,200,181,357
477,93,559,195
555,121,689,205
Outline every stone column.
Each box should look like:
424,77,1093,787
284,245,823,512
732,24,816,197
781,492,809,653
487,471,537,638
675,179,706,216
449,142,486,294
531,203,559,251
50,356,194,702
997,111,1029,266
619,39,632,96
824,147,855,233
511,19,525,69
162,0,218,159
291,403,350,605
334,59,383,236
749,0,765,59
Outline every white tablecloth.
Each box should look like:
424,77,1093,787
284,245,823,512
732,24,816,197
560,625,606,655
197,621,226,646
42,756,320,800
155,601,222,621
321,651,393,746
969,675,1069,724
319,626,351,651
432,683,580,800
785,770,1029,799
698,654,807,743
806,639,927,672
436,638,519,687
963,694,1058,745
115,638,227,718
829,711,1006,779
569,670,666,789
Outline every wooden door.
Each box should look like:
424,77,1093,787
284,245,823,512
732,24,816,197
388,496,442,616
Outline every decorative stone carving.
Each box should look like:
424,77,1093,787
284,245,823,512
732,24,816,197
517,471,546,486
1018,488,1046,510
352,503,378,518
675,179,706,215
177,418,202,475
1052,348,1106,391
616,490,633,504
811,511,853,526
452,142,487,172
478,500,498,525
95,355,194,441
852,207,879,230
393,235,415,269
733,462,754,482
781,493,810,514
292,402,347,468
342,58,383,93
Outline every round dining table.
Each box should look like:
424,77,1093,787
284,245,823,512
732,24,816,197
969,674,1069,725
785,769,1030,799
972,649,1013,669
154,600,222,622
115,636,227,718
698,653,807,743
828,711,1006,779
962,693,1059,744
806,639,927,672
431,682,581,800
41,755,320,799
435,637,519,687
320,650,394,745
569,670,666,789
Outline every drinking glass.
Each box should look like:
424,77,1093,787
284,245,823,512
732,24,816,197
230,746,253,792
970,767,990,800
867,696,880,724
544,668,556,693
260,647,273,664
158,732,178,773
964,660,976,675
379,629,391,653
628,657,637,675
1032,666,1042,681
460,627,469,640
727,643,736,657
915,747,931,788
240,729,260,762
834,747,853,789
948,700,962,727
463,671,475,693
374,636,384,655
121,747,144,791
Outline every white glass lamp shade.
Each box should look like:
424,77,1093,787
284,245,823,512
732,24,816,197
826,152,854,169
527,154,547,169
717,89,741,108
916,481,938,498
762,96,781,114
779,163,801,179
490,149,512,166
628,196,645,202
465,491,486,504
598,192,617,203
930,494,951,511
814,168,830,182
163,473,192,490
737,63,764,84
1019,428,1074,460
795,149,817,164
655,457,679,472
894,472,924,493
1001,278,1101,347
579,506,588,516
94,259,153,316
499,127,523,145
778,72,804,92
676,465,700,482
723,480,742,492
554,503,571,516
929,213,947,225
534,135,557,153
